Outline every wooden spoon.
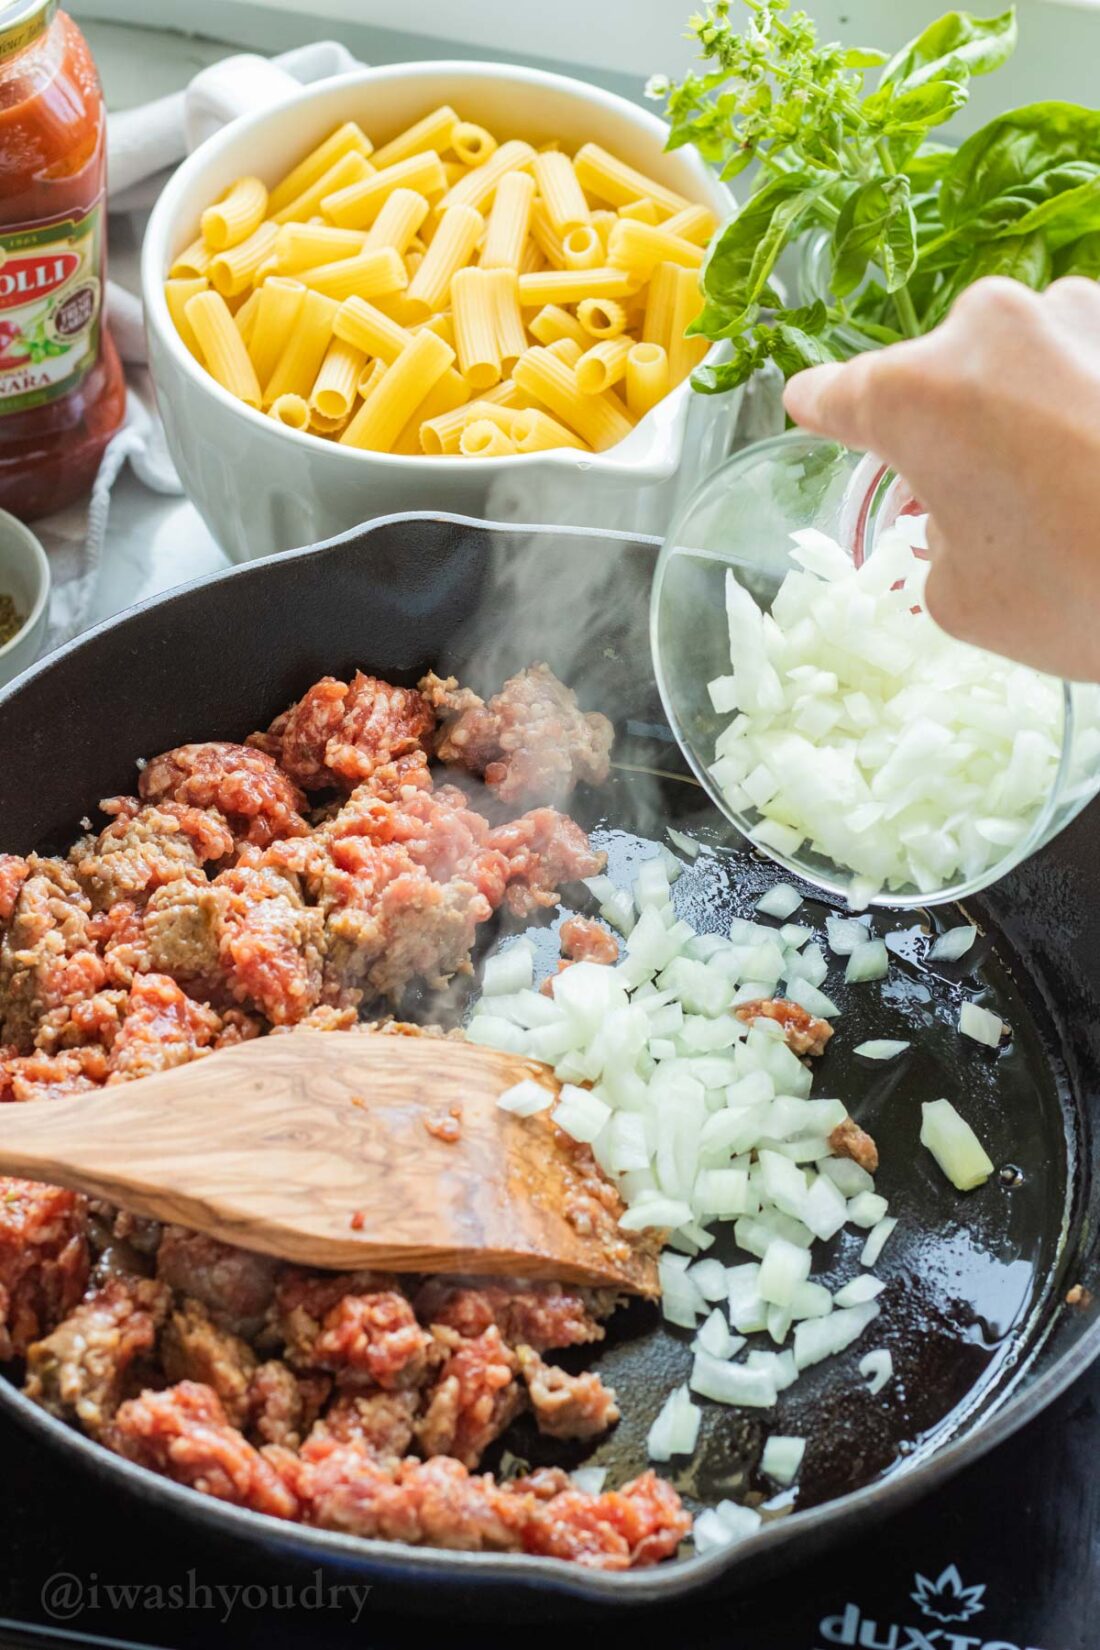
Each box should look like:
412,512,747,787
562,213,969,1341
0,1031,658,1296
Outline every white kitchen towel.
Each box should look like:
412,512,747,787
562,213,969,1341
35,41,362,647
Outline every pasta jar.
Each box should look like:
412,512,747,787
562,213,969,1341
0,2,125,521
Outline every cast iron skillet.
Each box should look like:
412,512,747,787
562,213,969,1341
0,513,1097,1615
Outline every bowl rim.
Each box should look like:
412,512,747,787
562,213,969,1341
0,508,1095,1603
0,507,49,664
141,57,732,477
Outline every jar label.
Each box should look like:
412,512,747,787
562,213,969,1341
0,196,104,416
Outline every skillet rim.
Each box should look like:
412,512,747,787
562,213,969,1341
0,509,1095,1605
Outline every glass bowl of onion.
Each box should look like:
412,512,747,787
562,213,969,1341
651,430,1100,908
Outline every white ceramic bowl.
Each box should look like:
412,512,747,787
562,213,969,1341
0,509,49,688
142,59,738,562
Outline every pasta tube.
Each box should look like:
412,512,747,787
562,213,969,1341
298,247,408,303
460,419,516,457
532,151,590,233
488,268,527,367
562,225,603,271
267,122,373,218
371,105,459,171
626,341,670,419
263,289,339,405
184,290,263,406
268,392,310,430
438,139,536,213
273,223,366,275
642,261,678,349
209,220,277,297
662,203,719,246
528,304,587,348
480,170,535,271
322,152,448,229
452,122,497,167
310,337,368,420
576,297,627,339
392,370,469,454
341,328,456,452
511,407,588,452
573,142,690,217
667,264,707,385
517,268,635,307
512,346,633,451
364,188,431,253
334,298,469,417
164,277,207,358
201,176,267,251
233,287,262,346
451,267,502,389
547,336,583,367
248,277,306,393
618,197,660,224
272,149,374,226
528,199,565,269
576,336,633,395
169,236,212,280
607,217,704,278
405,204,483,319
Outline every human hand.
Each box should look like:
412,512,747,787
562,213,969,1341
783,277,1100,681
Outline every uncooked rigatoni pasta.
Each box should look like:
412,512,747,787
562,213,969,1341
165,100,713,456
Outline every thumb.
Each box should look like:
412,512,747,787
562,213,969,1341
783,358,878,451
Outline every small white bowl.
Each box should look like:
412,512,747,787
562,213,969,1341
0,510,50,687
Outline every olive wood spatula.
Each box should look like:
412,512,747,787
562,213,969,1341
0,1031,658,1296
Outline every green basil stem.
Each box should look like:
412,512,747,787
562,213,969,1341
875,138,921,337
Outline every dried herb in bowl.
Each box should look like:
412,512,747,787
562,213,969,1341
0,594,24,648
656,1,1100,392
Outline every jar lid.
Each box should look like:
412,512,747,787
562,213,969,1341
0,0,57,64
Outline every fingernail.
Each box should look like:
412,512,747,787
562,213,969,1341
782,363,838,422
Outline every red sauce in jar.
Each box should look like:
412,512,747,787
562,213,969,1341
0,3,124,521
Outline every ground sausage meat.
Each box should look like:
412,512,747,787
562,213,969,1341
0,1179,88,1360
139,742,309,850
828,1118,879,1175
420,665,613,807
516,1345,621,1440
24,1274,169,1434
248,674,435,792
734,996,834,1058
559,915,619,966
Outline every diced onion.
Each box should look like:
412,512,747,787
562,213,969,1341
481,942,534,996
756,883,803,920
794,1302,880,1370
668,827,701,859
920,1099,994,1190
861,1216,898,1268
834,1274,886,1308
571,1466,608,1495
761,1434,805,1486
694,1307,738,1359
959,1001,1006,1047
826,916,870,956
694,1502,762,1553
758,1236,812,1308
853,1039,909,1061
859,1348,894,1395
690,1351,777,1408
552,1083,611,1145
846,1190,890,1230
929,924,977,962
496,1078,554,1117
845,938,889,984
688,1258,730,1302
647,1383,701,1462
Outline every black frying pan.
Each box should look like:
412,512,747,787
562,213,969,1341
0,513,1096,1613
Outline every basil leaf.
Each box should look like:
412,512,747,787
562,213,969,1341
1054,230,1100,279
922,230,1052,328
940,102,1100,241
880,7,1017,93
768,323,838,377
864,78,968,135
993,175,1100,249
701,172,828,312
905,143,955,191
831,176,918,297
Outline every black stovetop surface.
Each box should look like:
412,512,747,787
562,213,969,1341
1,1360,1096,1650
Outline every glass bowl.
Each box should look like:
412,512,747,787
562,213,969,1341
651,430,1100,908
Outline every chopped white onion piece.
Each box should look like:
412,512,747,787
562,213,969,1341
785,977,841,1019
780,923,813,949
794,1302,880,1370
758,1237,812,1308
853,1039,910,1061
756,884,803,920
821,1157,875,1199
920,1099,995,1190
647,1384,701,1462
482,942,534,996
846,1190,890,1230
690,1350,777,1408
928,924,977,962
694,1502,761,1552
845,938,889,984
688,1258,730,1302
552,1084,611,1145
834,1274,886,1308
694,1308,737,1359
569,1466,607,1495
496,1078,554,1117
959,1001,1006,1047
826,916,870,956
860,1348,894,1395
634,857,671,912
667,827,701,859
861,1216,898,1268
789,1280,834,1321
746,1348,799,1391
621,1196,694,1232
761,1434,806,1486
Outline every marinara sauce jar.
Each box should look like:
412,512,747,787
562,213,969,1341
0,2,125,520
